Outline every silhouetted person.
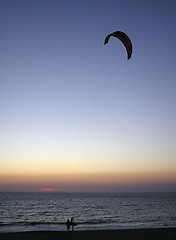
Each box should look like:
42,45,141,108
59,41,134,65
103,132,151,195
66,219,70,231
70,217,74,231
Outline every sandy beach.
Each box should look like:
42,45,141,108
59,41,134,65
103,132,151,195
0,228,176,240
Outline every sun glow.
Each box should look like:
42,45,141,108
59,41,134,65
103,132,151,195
39,188,65,192
0,169,176,192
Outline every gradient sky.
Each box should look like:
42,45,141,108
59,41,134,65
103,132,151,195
1,0,176,192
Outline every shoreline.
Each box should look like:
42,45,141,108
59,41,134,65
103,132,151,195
0,228,176,240
1,225,176,233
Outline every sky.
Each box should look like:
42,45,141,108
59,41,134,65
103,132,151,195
0,0,176,192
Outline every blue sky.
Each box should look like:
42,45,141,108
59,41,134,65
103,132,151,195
0,0,176,192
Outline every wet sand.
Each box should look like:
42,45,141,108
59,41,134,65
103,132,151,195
0,228,176,240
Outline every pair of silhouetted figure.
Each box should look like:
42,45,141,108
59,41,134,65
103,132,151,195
66,217,77,231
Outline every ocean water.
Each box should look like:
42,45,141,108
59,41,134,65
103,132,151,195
0,192,176,232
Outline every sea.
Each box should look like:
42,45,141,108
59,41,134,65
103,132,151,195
0,192,176,232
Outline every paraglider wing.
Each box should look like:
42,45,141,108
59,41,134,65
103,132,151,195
104,31,132,60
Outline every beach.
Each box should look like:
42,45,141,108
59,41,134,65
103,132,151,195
0,228,176,240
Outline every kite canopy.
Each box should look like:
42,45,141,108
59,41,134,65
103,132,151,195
104,31,132,60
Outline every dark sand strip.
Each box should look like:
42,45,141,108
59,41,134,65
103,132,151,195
0,228,176,240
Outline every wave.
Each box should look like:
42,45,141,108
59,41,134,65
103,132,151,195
0,222,65,227
0,219,121,228
1,221,176,233
0,216,174,228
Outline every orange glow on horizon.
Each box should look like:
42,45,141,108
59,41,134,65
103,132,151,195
39,188,65,192
1,171,176,187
